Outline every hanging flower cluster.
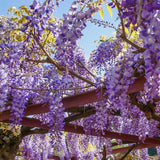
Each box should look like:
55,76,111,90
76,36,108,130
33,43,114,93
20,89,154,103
1,0,160,159
55,1,98,67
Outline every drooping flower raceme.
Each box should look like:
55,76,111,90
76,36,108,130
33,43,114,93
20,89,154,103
1,0,160,159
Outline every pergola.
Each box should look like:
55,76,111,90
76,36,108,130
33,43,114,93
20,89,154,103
0,76,159,159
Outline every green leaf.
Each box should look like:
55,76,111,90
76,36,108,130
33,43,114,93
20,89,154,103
99,6,104,19
106,3,112,17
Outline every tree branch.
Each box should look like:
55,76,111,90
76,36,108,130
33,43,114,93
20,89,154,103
65,105,94,113
119,143,140,160
32,34,95,86
21,126,48,138
64,108,96,123
64,106,121,123
26,58,49,63
12,85,92,92
102,145,107,160
115,0,146,53
120,36,146,52
77,59,96,78
115,0,126,38
129,94,160,122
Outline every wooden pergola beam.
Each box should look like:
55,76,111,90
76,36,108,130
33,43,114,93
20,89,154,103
0,103,49,121
63,76,145,107
3,116,160,145
112,143,159,154
48,155,77,160
48,143,158,160
0,77,145,121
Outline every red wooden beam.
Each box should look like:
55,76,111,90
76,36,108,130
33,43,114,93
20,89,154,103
0,103,49,121
112,143,159,154
64,123,160,146
49,143,156,159
63,77,145,108
49,144,157,159
71,157,77,160
48,155,77,160
49,156,60,160
0,88,99,121
127,77,145,94
0,110,12,122
3,117,160,145
3,118,49,129
0,77,145,121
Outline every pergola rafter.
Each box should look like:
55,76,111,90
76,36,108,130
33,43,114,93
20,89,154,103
0,77,145,121
1,76,159,157
3,117,160,145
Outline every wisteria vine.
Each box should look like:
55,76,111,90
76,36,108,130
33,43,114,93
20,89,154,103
1,0,160,159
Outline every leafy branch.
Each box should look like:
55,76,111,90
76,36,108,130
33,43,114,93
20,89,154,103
32,33,95,86
115,0,146,53
115,0,126,38
77,59,96,78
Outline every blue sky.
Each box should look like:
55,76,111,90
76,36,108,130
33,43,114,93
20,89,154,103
0,0,119,58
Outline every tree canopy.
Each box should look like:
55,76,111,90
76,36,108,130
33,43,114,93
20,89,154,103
1,0,160,159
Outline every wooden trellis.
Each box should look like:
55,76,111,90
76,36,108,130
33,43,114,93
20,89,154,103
1,76,159,158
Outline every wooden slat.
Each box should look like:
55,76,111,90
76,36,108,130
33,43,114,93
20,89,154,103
3,117,160,145
112,143,159,154
0,77,145,121
127,77,145,94
0,103,49,121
